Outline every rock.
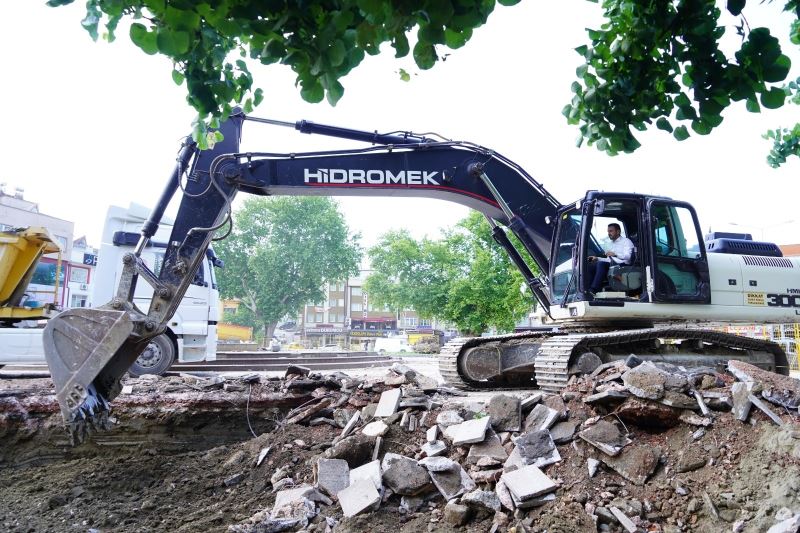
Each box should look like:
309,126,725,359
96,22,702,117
659,391,700,409
462,489,502,513
374,389,402,418
501,465,557,501
384,373,408,386
271,465,292,485
443,502,471,526
272,485,331,519
610,498,643,517
731,382,753,422
679,411,713,427
334,411,361,443
333,408,354,428
488,395,522,432
349,460,382,490
584,390,629,405
524,403,559,432
360,403,378,423
338,479,381,518
469,468,503,483
436,410,464,428
767,514,800,533
400,397,430,410
625,355,643,368
609,506,637,533
550,420,580,444
616,397,683,428
729,360,800,409
578,420,631,456
316,458,350,496
600,445,661,485
413,374,439,392
622,362,668,400
361,420,389,437
495,479,516,512
503,446,524,473
400,495,425,513
692,428,706,440
515,430,561,468
418,456,459,472
426,425,438,443
224,472,246,487
588,458,600,478
749,393,785,426
521,392,545,412
448,416,491,446
429,463,476,500
323,434,374,468
47,494,67,509
675,449,706,473
382,456,432,496
381,452,404,472
467,432,509,464
285,365,311,377
421,440,447,457
543,395,568,420
510,491,556,510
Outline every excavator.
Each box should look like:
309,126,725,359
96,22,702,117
42,112,800,442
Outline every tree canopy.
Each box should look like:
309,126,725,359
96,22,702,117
214,196,361,341
51,0,799,164
364,212,533,336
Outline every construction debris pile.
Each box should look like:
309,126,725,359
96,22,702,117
223,358,800,533
3,357,800,533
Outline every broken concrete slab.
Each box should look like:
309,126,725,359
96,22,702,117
448,416,491,446
693,390,712,416
421,440,447,457
333,411,361,443
429,463,476,500
462,489,502,513
583,390,629,405
361,420,389,437
380,453,403,473
515,430,561,468
382,456,432,496
550,419,580,444
469,468,503,484
510,491,557,510
503,446,524,473
436,410,465,428
600,445,661,485
316,458,350,496
609,506,638,533
767,514,800,533
374,389,402,418
659,390,700,409
578,420,631,456
588,458,600,478
413,374,439,393
467,432,508,464
349,460,382,491
729,360,800,409
543,394,568,420
495,479,515,512
418,456,459,472
426,425,438,443
520,392,545,412
501,464,557,501
732,382,753,422
749,394,785,426
272,485,331,518
488,394,522,432
524,403,559,432
622,362,668,400
323,434,374,468
338,479,381,518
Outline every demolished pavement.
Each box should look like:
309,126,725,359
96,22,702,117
3,359,800,532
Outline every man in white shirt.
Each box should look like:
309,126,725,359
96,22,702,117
587,223,634,293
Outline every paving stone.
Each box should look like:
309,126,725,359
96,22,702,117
467,432,508,464
429,463,476,500
349,460,382,490
338,479,381,518
622,362,668,400
524,404,559,432
426,425,438,443
501,465,557,501
488,394,522,432
583,390,629,405
550,420,580,444
503,446,524,473
510,491,557,509
462,489,502,513
731,382,753,422
521,392,545,412
316,458,350,496
374,389,402,418
515,430,561,468
601,445,661,485
443,501,471,526
421,440,447,457
578,420,631,457
449,416,491,446
382,456,432,496
436,410,464,428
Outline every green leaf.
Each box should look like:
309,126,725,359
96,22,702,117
253,88,264,106
498,0,520,5
243,97,253,114
46,0,75,6
726,0,746,16
575,45,588,57
763,55,791,83
691,120,712,135
398,68,411,82
393,33,410,58
172,69,185,85
760,87,786,109
576,64,588,78
156,28,191,56
412,42,437,70
325,77,345,106
656,118,673,133
673,126,690,141
300,80,324,103
130,23,158,55
327,40,347,67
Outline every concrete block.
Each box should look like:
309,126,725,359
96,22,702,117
374,389,402,418
426,425,438,443
524,404,559,432
449,416,491,446
349,459,382,490
316,458,350,496
362,420,389,437
338,479,381,518
467,432,508,464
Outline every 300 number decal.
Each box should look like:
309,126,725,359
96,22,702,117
767,294,800,308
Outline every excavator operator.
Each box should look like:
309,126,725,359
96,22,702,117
586,223,635,294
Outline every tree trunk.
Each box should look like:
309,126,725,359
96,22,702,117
265,322,277,342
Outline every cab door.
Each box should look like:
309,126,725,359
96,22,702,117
647,200,710,303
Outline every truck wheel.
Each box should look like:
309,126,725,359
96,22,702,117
129,334,176,377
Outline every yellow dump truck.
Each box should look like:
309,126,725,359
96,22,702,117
0,227,62,322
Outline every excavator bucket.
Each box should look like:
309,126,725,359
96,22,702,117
43,307,145,444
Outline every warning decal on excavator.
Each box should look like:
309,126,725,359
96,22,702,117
746,292,766,306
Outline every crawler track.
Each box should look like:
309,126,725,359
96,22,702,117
439,326,788,391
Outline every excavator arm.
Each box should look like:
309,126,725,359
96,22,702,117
43,112,562,441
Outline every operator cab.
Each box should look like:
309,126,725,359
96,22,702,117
549,192,711,306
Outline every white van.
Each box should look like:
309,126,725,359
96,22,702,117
373,336,414,354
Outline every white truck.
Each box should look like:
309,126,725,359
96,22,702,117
0,204,221,375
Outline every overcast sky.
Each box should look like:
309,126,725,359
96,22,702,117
1,1,798,250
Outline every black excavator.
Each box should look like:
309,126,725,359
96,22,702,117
43,112,798,442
